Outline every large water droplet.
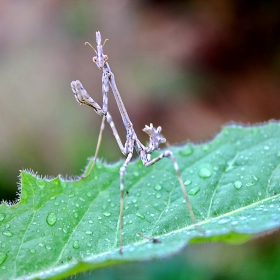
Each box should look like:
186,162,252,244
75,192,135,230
133,171,139,177
155,193,161,199
234,181,242,189
0,213,6,222
2,231,13,237
202,144,210,151
103,212,111,217
199,167,212,178
180,144,193,156
218,218,230,224
21,189,28,200
154,184,162,191
0,252,7,265
188,187,200,195
184,180,192,186
46,212,57,226
73,240,80,249
36,178,46,189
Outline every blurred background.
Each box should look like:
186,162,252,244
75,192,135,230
0,1,279,279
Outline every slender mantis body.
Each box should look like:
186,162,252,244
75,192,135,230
71,31,198,253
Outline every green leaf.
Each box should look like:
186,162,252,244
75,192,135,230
1,122,280,279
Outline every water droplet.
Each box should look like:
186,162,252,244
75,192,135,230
188,187,200,195
46,212,57,226
202,144,210,151
21,189,28,200
155,193,161,199
199,167,212,178
234,181,242,189
29,249,36,254
246,181,254,187
154,184,162,191
184,180,192,186
264,145,269,150
36,178,46,189
180,144,193,156
2,231,13,237
136,212,145,219
85,231,92,235
45,245,51,250
136,192,141,197
133,171,139,177
103,212,111,217
96,162,103,169
0,252,7,265
218,218,230,224
87,192,92,197
0,213,6,222
73,240,80,249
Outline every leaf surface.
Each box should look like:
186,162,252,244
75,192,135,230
1,122,280,279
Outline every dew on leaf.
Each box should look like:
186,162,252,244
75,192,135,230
184,180,192,186
155,193,161,199
103,212,111,217
133,171,139,177
0,213,5,222
21,189,28,200
73,240,80,249
246,181,254,187
29,249,36,254
85,231,92,235
154,184,162,191
2,231,13,237
180,144,193,156
36,178,46,189
234,181,243,189
218,218,230,224
199,167,212,178
46,212,57,226
188,187,200,195
0,252,7,265
202,144,210,151
136,212,145,219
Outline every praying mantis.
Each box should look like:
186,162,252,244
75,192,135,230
71,31,198,253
